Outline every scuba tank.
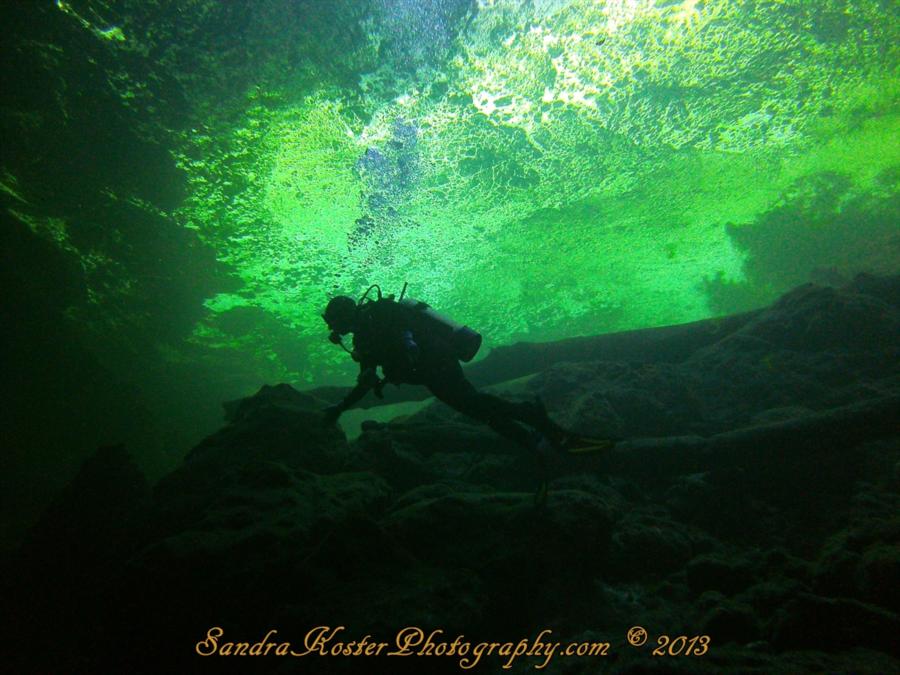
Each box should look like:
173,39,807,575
398,297,482,362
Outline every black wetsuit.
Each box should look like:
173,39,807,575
337,299,558,449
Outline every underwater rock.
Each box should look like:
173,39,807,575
815,516,900,614
156,384,348,506
738,578,810,620
814,540,865,600
771,593,900,657
857,544,900,613
368,414,539,494
384,486,613,572
8,443,151,672
17,443,151,571
700,602,760,645
606,511,695,579
686,554,757,596
221,382,326,424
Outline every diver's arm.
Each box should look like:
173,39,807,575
323,365,378,424
342,366,379,409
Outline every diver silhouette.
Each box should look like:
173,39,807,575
320,285,569,452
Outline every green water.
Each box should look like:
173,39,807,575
14,0,900,390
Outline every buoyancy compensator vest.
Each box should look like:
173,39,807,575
398,297,482,363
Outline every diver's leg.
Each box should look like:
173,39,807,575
426,362,536,450
428,361,565,437
434,367,567,440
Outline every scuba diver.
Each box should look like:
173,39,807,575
320,284,613,456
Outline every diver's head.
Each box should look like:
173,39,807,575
322,295,357,335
